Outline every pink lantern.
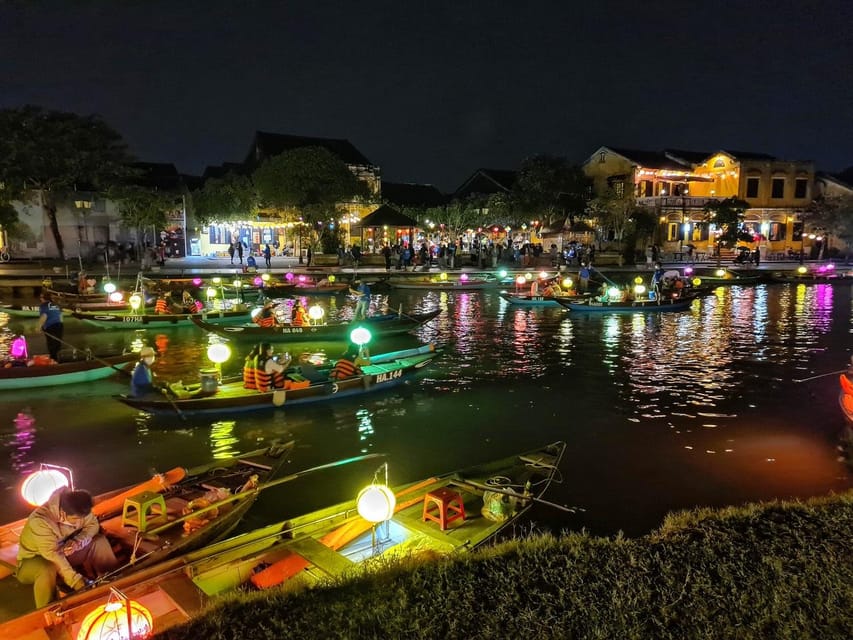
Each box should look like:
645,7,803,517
192,277,203,286
11,336,28,359
285,272,294,282
459,273,469,282
298,275,307,283
253,276,263,286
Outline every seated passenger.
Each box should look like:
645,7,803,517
154,294,169,315
291,302,310,326
243,344,260,389
253,302,277,328
330,344,365,380
255,343,290,392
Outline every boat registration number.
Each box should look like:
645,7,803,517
374,369,403,384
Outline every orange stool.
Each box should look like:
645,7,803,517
422,487,465,530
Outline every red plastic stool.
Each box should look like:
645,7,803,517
422,487,465,530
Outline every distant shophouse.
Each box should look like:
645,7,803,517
583,146,816,261
196,131,382,258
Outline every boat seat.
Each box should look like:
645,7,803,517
122,491,168,533
422,487,465,531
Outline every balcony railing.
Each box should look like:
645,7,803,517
636,196,719,209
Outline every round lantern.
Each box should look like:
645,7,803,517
499,269,508,278
607,286,620,300
212,277,222,285
692,277,702,286
103,282,116,294
539,271,548,280
515,276,526,286
357,484,396,523
439,272,448,281
21,468,71,506
232,279,242,289
684,267,693,276
459,273,469,282
206,287,217,300
261,272,271,282
562,277,573,289
634,276,643,285
253,276,263,286
327,274,336,283
285,272,294,282
308,305,325,321
350,327,372,346
207,343,231,365
192,277,203,286
298,275,307,283
634,284,646,296
109,292,124,303
77,590,153,640
129,294,142,311
715,269,725,277
11,336,28,359
797,266,807,274
524,272,532,281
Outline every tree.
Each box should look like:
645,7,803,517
585,186,635,249
425,200,485,244
512,155,588,228
110,184,180,260
0,105,134,259
189,172,256,226
253,147,369,258
703,197,752,265
802,194,853,259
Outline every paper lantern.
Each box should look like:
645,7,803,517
206,287,217,299
499,269,508,278
692,277,702,286
459,273,469,282
103,282,116,294
357,484,396,523
77,590,153,640
212,277,222,285
797,266,807,274
634,276,643,284
350,327,371,346
261,273,271,282
109,292,124,303
11,336,28,359
128,294,142,311
715,269,725,277
232,279,242,289
515,276,526,285
327,275,336,283
538,271,548,280
439,272,448,281
285,272,294,282
207,343,231,364
253,276,263,286
21,468,70,506
308,305,325,321
192,277,203,286
561,278,573,289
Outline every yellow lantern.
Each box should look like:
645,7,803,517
634,276,643,284
232,279,242,289
797,266,807,274
692,277,702,286
308,305,325,323
715,269,725,277
261,272,271,282
206,287,217,299
21,466,72,507
77,588,153,640
561,277,573,288
524,272,532,280
439,272,448,281
129,294,142,311
357,484,396,523
212,276,222,285
207,343,231,365
328,274,336,283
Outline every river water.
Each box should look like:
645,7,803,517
0,282,850,537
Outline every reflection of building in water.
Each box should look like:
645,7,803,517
356,408,374,453
210,421,240,459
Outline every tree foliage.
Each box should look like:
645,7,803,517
703,197,752,247
190,172,256,225
803,194,853,251
0,105,134,259
512,155,589,228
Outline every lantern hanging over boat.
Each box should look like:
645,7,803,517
562,277,573,289
192,277,203,286
21,464,73,506
327,275,336,283
128,294,142,311
357,462,395,524
76,588,153,640
350,327,371,346
439,272,448,281
103,282,117,294
261,272,271,282
308,305,325,324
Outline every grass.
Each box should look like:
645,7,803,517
155,492,853,639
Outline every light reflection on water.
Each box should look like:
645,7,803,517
0,282,849,536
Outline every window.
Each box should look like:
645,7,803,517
771,178,785,199
746,177,760,198
614,181,624,198
794,178,808,199
768,222,786,241
713,158,726,168
667,223,679,241
599,151,606,164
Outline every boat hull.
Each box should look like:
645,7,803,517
71,308,251,329
0,353,136,390
191,309,441,342
556,295,696,313
117,346,439,415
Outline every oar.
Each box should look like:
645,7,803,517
47,335,133,377
451,478,583,514
142,452,386,538
793,369,848,383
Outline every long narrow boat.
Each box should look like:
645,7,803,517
499,292,591,307
0,441,565,638
116,344,440,415
0,302,52,318
840,373,853,427
0,442,294,627
555,293,697,313
191,308,441,342
0,352,137,391
388,275,513,290
70,307,251,329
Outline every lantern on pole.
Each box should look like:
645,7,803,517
207,342,231,381
21,464,73,507
357,462,396,552
308,305,325,325
128,294,142,311
76,588,153,640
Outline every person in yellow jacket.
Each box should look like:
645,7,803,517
16,488,119,608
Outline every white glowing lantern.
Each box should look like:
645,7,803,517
797,266,807,274
357,484,396,523
109,292,124,303
715,269,725,277
207,343,231,365
607,286,620,301
232,279,242,289
206,287,217,299
21,467,71,506
77,589,153,640
261,272,271,282
634,284,647,296
250,307,262,320
562,277,573,288
103,282,117,294
212,277,222,285
524,272,532,281
129,294,143,311
539,271,548,280
515,276,526,286
308,305,325,321
350,327,372,346
499,269,508,278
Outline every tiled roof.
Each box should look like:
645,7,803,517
247,131,373,168
453,168,517,198
381,182,447,208
605,147,690,171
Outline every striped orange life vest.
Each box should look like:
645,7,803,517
254,315,276,328
243,356,257,389
155,298,168,314
292,309,309,326
330,358,361,380
255,359,284,392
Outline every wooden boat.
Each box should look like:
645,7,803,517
0,302,52,318
0,352,137,391
766,269,853,284
70,307,251,329
116,344,440,415
840,373,853,426
0,441,295,628
0,441,565,638
555,293,697,313
292,282,350,295
191,308,441,342
388,275,513,290
499,292,591,307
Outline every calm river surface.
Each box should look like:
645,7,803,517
0,282,850,537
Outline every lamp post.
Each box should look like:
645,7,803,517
679,187,689,252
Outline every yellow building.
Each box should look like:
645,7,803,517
584,146,815,260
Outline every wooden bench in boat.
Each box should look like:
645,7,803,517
287,536,354,578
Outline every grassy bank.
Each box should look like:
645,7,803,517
157,493,853,639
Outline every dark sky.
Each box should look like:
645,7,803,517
1,0,851,192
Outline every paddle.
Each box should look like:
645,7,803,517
47,334,133,377
793,369,848,383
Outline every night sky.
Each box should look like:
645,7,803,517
1,1,851,192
